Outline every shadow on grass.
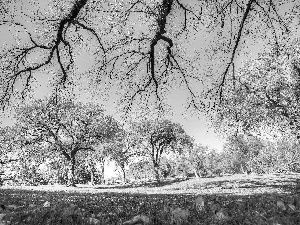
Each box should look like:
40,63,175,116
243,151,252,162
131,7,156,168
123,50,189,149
76,177,192,190
1,185,300,225
184,174,299,194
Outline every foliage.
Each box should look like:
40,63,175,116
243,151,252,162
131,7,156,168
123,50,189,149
14,96,122,186
0,0,299,189
158,156,174,178
212,41,300,172
103,128,140,183
182,144,226,178
0,126,22,185
189,144,211,177
133,119,193,181
247,136,300,174
0,0,295,114
76,150,107,185
215,40,300,139
36,160,65,185
0,125,24,167
0,148,68,186
168,155,193,178
222,134,260,174
127,158,155,181
221,132,300,175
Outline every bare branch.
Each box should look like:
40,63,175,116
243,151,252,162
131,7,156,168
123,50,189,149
217,0,255,101
0,0,107,108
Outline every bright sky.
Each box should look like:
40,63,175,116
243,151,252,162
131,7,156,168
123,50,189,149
0,1,298,152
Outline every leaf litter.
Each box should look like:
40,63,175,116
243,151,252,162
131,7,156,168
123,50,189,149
0,173,299,224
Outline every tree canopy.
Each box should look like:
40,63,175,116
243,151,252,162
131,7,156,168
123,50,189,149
1,0,300,186
214,40,300,139
0,125,23,165
133,119,193,180
15,96,122,186
0,0,296,113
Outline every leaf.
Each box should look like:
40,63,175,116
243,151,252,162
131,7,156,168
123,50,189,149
209,202,221,214
61,204,82,218
0,205,5,212
170,207,190,225
195,196,205,211
87,217,101,225
214,209,230,221
96,212,105,217
6,204,19,210
287,204,296,211
276,200,286,211
43,201,50,208
123,214,150,225
0,214,6,221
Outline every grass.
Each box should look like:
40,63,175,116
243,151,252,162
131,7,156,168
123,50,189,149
0,173,300,224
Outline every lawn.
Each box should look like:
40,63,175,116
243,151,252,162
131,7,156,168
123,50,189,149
0,173,300,224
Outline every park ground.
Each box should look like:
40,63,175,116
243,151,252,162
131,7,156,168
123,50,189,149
0,173,300,224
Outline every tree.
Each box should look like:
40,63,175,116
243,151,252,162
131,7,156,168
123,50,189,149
167,153,194,178
76,146,109,185
0,125,25,185
184,144,227,178
134,119,193,181
221,132,266,174
212,40,300,174
0,0,295,113
35,155,67,185
214,41,300,139
183,144,208,178
104,128,141,183
15,96,121,186
0,125,22,166
243,134,300,174
128,158,155,181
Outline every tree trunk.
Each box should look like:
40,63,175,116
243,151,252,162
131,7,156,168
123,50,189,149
90,169,94,186
98,160,105,184
87,162,95,185
153,164,160,182
121,166,126,184
240,163,247,174
193,167,200,178
67,157,76,187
